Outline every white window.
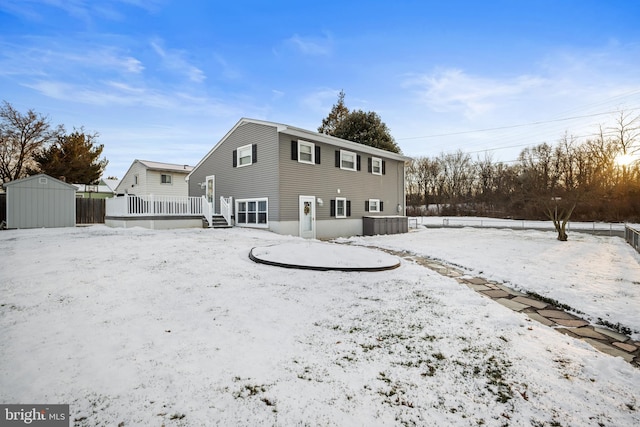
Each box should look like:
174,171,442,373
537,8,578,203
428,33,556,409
298,140,315,164
134,174,139,185
238,144,253,167
161,174,172,184
336,197,346,218
236,198,268,227
340,150,357,171
368,199,380,212
371,157,382,175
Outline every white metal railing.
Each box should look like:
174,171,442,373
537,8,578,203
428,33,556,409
106,194,204,217
625,224,640,254
220,196,233,226
202,195,213,227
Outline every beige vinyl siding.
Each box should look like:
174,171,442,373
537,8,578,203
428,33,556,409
278,132,405,222
144,170,190,197
188,122,280,219
116,161,147,195
117,161,189,196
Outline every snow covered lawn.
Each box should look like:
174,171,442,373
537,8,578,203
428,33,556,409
347,225,640,339
1,225,639,426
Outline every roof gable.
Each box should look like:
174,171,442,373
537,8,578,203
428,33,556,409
3,173,78,191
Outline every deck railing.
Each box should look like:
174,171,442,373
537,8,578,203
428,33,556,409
220,196,233,226
106,194,205,217
625,224,640,254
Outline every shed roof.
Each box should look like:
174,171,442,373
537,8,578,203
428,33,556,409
3,174,78,191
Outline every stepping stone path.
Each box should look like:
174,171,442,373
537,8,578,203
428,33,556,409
378,248,640,368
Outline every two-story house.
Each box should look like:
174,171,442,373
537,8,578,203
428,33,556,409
187,118,411,239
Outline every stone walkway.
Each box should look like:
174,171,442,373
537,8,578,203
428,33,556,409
378,248,640,368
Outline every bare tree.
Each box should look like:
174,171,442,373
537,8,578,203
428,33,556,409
0,101,62,183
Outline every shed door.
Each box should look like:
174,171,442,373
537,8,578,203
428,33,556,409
299,196,316,239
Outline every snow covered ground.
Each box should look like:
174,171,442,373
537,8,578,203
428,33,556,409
1,225,639,426
347,221,640,339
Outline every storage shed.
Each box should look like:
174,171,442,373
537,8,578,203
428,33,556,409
3,174,77,229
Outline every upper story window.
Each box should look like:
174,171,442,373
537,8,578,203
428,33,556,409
371,157,382,175
340,150,357,171
134,174,139,185
298,141,315,164
161,174,172,184
237,144,253,167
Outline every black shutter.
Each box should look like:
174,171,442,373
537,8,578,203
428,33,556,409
346,200,351,217
380,201,384,212
335,150,340,167
252,144,257,163
356,155,361,171
368,157,372,173
382,160,386,175
232,149,237,167
330,199,336,217
291,140,298,160
365,201,369,212
315,146,321,164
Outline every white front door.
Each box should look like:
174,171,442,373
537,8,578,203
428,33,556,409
299,195,316,239
206,175,215,212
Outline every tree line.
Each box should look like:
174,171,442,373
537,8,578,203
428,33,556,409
0,101,107,184
406,111,640,223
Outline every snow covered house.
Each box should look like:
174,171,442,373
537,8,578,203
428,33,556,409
187,118,411,239
114,160,193,197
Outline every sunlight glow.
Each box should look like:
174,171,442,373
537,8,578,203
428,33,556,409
615,153,636,167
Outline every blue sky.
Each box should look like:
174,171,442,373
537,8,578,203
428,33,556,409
1,0,639,179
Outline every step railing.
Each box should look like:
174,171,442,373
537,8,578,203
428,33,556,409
202,196,213,227
220,196,233,226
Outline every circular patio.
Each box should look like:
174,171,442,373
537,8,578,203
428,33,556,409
249,241,401,272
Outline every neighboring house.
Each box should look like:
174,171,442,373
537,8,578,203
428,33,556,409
187,118,411,239
115,160,193,197
73,178,118,199
3,174,76,229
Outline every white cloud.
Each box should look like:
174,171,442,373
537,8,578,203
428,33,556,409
285,33,332,56
301,88,343,113
403,68,546,119
150,39,206,83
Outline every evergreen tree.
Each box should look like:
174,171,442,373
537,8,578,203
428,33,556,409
31,129,108,183
333,109,401,154
318,91,401,153
318,90,349,135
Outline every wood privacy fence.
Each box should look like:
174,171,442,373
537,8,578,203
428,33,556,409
76,198,105,224
625,225,640,254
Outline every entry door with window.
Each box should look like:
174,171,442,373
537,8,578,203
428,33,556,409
206,175,215,211
299,196,316,239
